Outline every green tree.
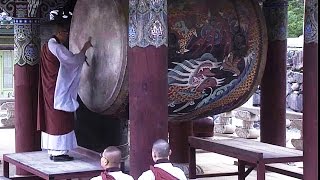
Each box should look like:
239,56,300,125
288,0,304,38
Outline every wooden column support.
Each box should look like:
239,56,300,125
129,46,168,179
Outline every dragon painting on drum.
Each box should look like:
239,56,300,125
168,0,267,121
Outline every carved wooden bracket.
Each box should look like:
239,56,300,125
0,0,15,17
129,0,168,48
304,0,318,44
1,0,68,21
263,0,289,41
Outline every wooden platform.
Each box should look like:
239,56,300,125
1,128,303,180
189,136,303,180
2,148,103,180
0,176,10,180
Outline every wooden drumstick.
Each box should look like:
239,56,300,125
84,58,90,66
84,36,93,66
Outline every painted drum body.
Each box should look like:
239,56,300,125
167,0,267,121
70,0,128,118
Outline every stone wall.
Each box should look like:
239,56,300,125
252,47,303,113
286,48,303,112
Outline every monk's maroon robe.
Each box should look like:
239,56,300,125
150,166,179,180
37,43,74,135
101,171,116,180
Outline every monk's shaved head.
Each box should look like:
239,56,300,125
152,139,170,158
102,146,122,164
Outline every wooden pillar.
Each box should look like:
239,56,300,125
129,46,168,178
13,1,41,175
303,0,318,179
128,1,168,179
169,121,193,163
193,117,214,137
260,0,288,146
169,117,214,163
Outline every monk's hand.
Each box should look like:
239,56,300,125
84,37,93,51
81,37,93,66
81,37,93,53
84,57,90,66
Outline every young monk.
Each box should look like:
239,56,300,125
138,139,187,180
91,146,133,180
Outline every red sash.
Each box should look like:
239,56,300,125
101,171,116,180
150,166,178,180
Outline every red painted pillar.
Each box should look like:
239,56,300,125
303,0,318,179
193,117,214,137
169,121,193,163
129,46,168,179
128,2,168,178
260,0,288,146
14,65,41,151
169,117,214,163
14,17,41,174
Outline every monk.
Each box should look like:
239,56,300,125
91,146,134,180
37,21,92,162
138,139,187,180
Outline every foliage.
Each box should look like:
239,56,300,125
287,0,304,38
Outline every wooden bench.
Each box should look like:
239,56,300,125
266,163,303,179
188,136,303,180
233,161,303,179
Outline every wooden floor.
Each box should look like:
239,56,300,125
0,128,303,179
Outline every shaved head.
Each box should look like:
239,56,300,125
103,146,121,164
152,139,170,158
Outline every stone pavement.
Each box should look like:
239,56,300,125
0,127,15,177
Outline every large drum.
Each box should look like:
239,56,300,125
70,0,267,121
70,0,128,118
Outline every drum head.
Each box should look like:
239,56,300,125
70,0,128,115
